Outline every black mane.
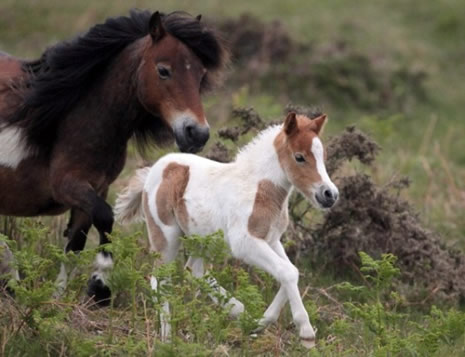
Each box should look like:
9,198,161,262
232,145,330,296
9,10,227,152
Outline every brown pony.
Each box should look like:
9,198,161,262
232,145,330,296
0,10,227,303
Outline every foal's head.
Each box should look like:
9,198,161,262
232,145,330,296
137,12,226,153
275,112,339,209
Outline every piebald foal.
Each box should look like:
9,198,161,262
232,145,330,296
115,112,338,348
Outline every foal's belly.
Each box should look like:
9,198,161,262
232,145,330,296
0,160,67,217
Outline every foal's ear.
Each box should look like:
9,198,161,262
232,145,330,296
149,11,166,42
196,14,202,22
313,114,328,135
284,112,298,136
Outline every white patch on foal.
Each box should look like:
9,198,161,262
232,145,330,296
311,137,338,194
0,126,30,169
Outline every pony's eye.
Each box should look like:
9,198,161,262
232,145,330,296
157,65,171,79
294,153,305,163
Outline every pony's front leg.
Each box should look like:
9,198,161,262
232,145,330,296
88,188,114,306
185,256,244,317
233,236,315,348
51,174,114,304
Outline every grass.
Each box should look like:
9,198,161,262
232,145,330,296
1,0,465,355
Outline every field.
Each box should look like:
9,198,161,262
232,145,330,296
1,0,465,356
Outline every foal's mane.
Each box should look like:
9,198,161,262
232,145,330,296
234,111,324,163
9,10,227,152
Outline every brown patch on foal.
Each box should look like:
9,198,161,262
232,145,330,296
248,179,288,239
273,113,327,197
156,162,190,230
142,192,167,252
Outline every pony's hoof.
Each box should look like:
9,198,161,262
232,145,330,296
300,336,316,349
87,275,111,306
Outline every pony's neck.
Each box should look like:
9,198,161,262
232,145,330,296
96,39,145,138
234,125,292,191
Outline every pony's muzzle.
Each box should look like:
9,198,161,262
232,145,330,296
185,122,209,149
174,117,210,153
315,184,339,208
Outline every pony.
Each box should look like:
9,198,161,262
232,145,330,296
0,10,227,303
115,112,339,348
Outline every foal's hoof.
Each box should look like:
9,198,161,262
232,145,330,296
87,275,111,306
251,322,267,335
300,336,316,349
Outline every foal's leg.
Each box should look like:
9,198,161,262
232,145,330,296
185,257,244,317
146,217,182,342
234,237,315,348
256,240,291,329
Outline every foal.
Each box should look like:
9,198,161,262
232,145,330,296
115,112,338,348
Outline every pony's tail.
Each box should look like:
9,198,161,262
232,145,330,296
114,167,151,225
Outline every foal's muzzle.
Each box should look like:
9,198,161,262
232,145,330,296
315,184,339,209
174,117,210,153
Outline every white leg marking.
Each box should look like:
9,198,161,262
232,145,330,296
0,126,30,169
90,252,114,285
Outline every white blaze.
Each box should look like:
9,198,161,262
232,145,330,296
311,137,338,194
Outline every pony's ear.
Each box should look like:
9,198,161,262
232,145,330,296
196,14,202,22
149,11,166,42
313,114,328,135
284,112,298,136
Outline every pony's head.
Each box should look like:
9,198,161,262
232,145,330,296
137,11,226,153
274,112,339,209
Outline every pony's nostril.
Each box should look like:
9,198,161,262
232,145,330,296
185,124,195,140
324,189,332,200
184,123,209,145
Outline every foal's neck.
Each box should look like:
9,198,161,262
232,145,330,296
234,125,292,192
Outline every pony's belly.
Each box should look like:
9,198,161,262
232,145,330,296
0,160,66,217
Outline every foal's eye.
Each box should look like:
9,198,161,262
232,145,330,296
157,65,171,80
294,153,306,163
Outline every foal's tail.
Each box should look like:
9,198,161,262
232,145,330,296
114,166,151,225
